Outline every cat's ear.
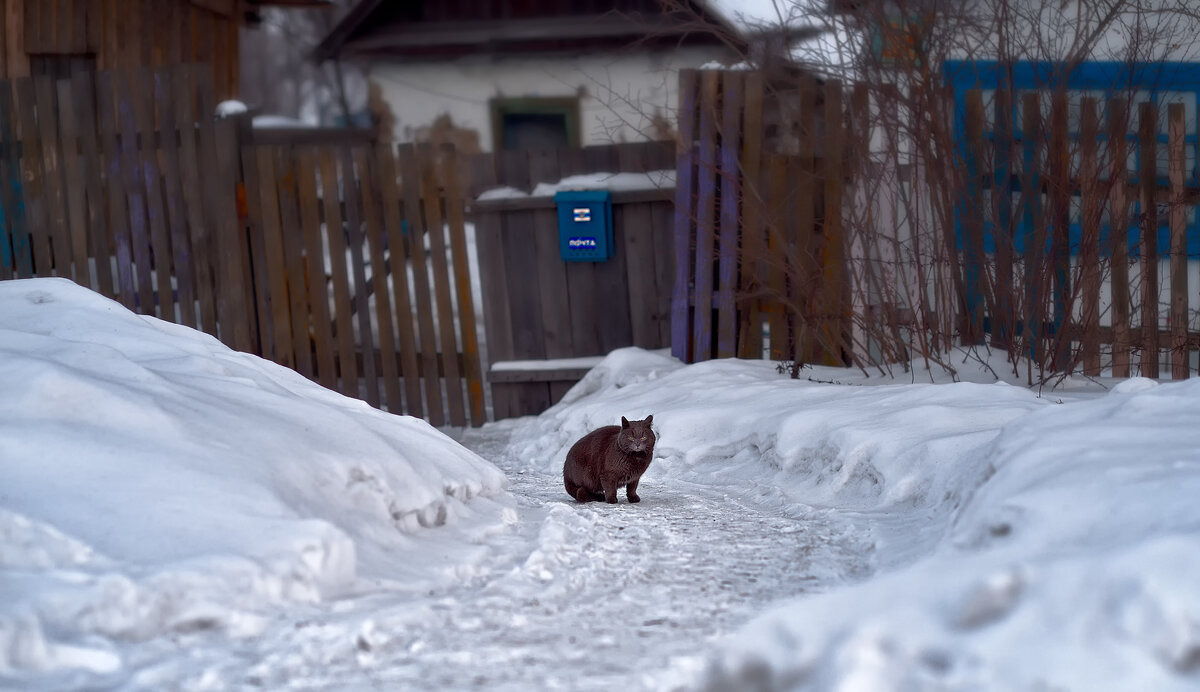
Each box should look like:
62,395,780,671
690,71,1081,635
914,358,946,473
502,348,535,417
621,416,630,428
644,414,653,426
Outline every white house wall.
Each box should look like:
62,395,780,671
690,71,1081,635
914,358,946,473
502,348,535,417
368,47,726,151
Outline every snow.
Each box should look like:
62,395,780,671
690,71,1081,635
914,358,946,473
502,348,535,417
252,114,317,129
490,356,605,372
5,278,1200,691
214,100,248,117
0,279,511,687
475,170,675,200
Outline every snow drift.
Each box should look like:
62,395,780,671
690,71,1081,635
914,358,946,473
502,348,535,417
510,347,1200,691
0,278,511,684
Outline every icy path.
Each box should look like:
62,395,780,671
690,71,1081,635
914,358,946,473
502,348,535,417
132,423,872,690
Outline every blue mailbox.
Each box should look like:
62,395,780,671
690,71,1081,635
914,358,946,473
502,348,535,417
554,190,613,262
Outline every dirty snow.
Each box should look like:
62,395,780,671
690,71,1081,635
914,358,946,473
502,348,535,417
3,277,1199,691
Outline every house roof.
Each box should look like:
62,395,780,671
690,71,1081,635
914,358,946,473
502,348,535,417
314,0,747,62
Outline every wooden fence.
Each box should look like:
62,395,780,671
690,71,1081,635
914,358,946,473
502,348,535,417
0,65,251,348
470,141,675,418
958,89,1200,379
241,141,485,426
672,69,858,366
674,69,1200,379
0,65,487,425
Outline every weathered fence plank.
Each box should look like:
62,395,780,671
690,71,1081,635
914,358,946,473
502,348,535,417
377,144,424,418
1138,102,1160,378
691,70,720,362
671,69,699,362
716,71,742,358
1108,98,1132,377
1079,97,1101,376
1168,102,1188,380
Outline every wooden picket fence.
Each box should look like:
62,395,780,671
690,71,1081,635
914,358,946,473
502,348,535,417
0,65,251,348
959,89,1200,379
672,69,861,366
0,65,487,424
241,141,485,426
674,69,1200,379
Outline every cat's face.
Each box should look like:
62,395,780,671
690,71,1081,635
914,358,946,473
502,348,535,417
619,415,655,454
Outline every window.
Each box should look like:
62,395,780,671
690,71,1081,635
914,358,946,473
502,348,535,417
490,97,580,151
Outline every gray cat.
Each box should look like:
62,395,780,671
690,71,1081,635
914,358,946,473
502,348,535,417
563,415,655,504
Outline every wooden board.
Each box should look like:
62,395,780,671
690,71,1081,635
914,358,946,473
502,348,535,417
1048,90,1071,370
1167,102,1189,380
252,146,295,368
615,143,658,350
766,154,788,360
152,67,196,328
112,70,156,314
821,80,846,366
715,71,742,358
670,69,699,361
1108,98,1131,377
95,71,136,309
340,145,380,407
1078,98,1101,376
175,64,217,335
357,145,402,410
0,80,20,279
317,147,361,399
274,146,315,380
691,70,720,362
737,71,765,358
1138,102,1159,378
963,90,986,346
376,143,424,418
239,131,274,358
295,146,339,391
212,116,252,352
1020,93,1044,367
440,143,486,425
13,78,51,278
992,88,1015,348
398,143,445,425
32,76,72,281
130,68,175,321
528,149,574,358
418,143,466,426
54,77,90,288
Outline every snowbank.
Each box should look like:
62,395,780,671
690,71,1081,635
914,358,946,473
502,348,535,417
0,279,511,684
509,348,1049,525
701,376,1200,691
510,347,1200,690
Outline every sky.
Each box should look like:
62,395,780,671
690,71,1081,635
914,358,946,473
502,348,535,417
4,276,1200,690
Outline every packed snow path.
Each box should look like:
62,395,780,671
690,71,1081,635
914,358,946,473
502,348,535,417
146,424,872,691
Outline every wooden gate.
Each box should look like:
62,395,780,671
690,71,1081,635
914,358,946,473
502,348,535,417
672,69,859,366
